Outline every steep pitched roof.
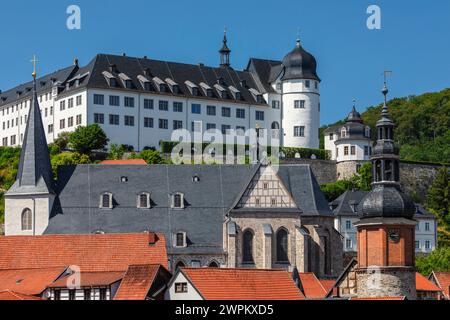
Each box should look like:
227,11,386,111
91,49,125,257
297,273,328,299
416,272,442,292
6,78,54,196
0,290,43,300
180,268,304,300
114,264,169,300
430,272,450,298
0,267,66,295
0,233,168,272
48,271,125,288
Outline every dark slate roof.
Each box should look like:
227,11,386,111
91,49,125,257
281,40,320,81
0,66,77,107
6,79,54,195
59,54,268,105
45,164,333,255
246,58,282,93
330,190,436,219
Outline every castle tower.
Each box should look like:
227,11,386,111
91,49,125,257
280,38,320,149
5,62,55,236
354,83,417,299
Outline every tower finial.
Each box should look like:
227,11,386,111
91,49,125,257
296,28,301,46
30,54,38,79
382,71,392,112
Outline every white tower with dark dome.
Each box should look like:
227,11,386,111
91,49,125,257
279,39,321,149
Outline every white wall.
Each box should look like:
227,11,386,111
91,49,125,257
415,218,437,253
165,272,203,300
335,139,372,162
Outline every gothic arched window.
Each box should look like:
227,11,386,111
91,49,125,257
172,193,184,209
137,193,150,209
242,229,254,264
21,208,32,231
100,193,113,209
276,228,289,263
208,261,219,268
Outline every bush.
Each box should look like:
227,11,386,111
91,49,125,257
53,132,71,150
129,150,165,164
108,144,126,160
280,147,331,160
51,152,91,178
68,124,109,155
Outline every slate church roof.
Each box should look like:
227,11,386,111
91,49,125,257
45,164,332,256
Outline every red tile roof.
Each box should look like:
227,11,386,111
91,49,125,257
100,159,147,165
0,290,43,300
319,279,336,294
431,272,450,298
350,296,406,300
114,264,161,300
48,271,125,288
298,273,328,299
0,233,168,272
0,268,66,295
416,273,442,292
181,268,304,300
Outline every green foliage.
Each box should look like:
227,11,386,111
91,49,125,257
321,88,450,164
426,167,450,234
68,124,109,155
128,150,165,164
50,152,91,178
0,147,21,191
320,179,355,202
353,162,373,191
53,132,71,151
48,143,61,156
108,144,126,160
416,246,450,276
280,147,330,160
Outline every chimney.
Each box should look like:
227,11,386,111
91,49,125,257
73,58,79,66
240,79,247,88
148,232,158,246
122,53,127,57
109,64,117,73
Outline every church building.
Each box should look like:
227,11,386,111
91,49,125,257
4,68,343,277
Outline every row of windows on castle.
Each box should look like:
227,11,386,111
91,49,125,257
329,127,372,140
336,145,373,157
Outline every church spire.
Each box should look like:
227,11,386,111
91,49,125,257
9,56,54,194
219,29,231,68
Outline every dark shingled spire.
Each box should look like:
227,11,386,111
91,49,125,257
8,76,54,195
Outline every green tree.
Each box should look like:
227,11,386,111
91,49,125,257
416,246,450,276
53,132,71,150
108,144,126,160
353,162,373,191
320,179,355,202
426,167,450,230
51,152,91,178
128,149,165,164
68,124,109,155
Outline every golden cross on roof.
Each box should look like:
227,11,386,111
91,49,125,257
30,54,39,79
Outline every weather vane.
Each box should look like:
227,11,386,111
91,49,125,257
31,54,39,79
383,70,393,85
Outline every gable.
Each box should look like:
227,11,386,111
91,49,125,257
235,166,297,209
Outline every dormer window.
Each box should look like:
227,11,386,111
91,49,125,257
174,232,187,247
192,175,200,182
100,193,113,209
172,193,184,209
137,192,151,209
120,176,128,183
365,127,371,138
341,128,347,138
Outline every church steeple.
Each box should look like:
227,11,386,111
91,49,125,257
219,29,231,68
8,57,54,195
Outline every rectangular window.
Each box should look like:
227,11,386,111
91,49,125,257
144,117,153,128
344,146,349,155
293,126,305,137
68,98,74,109
364,146,369,156
346,220,352,230
173,102,183,112
76,95,82,106
124,115,135,126
191,103,201,114
346,238,352,249
54,290,61,300
68,117,74,127
329,133,334,141
94,94,104,105
48,124,54,134
206,123,216,130
76,115,82,125
175,282,188,294
60,100,66,111
159,119,168,129
305,80,311,88
425,241,431,250
255,110,265,121
159,100,169,111
109,95,120,106
84,289,91,300
99,288,107,300
50,106,53,116
109,114,120,125
236,108,246,119
173,120,183,130
221,124,231,135
10,135,16,146
351,146,356,155
207,105,216,116
69,289,76,300
60,119,65,129
2,137,7,147
144,98,154,109
272,101,280,109
425,222,430,231
222,107,231,117
94,113,104,124
294,100,305,109
191,121,201,132
124,97,135,108
45,108,48,117
415,241,420,250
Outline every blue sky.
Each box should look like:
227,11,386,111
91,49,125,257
0,0,449,125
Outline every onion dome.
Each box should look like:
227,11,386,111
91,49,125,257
347,102,363,123
281,39,320,81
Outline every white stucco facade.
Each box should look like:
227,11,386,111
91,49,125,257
165,272,203,300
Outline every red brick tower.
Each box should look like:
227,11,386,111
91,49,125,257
354,82,417,299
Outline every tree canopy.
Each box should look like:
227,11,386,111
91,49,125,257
68,124,109,155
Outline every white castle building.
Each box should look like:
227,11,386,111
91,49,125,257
0,34,321,151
